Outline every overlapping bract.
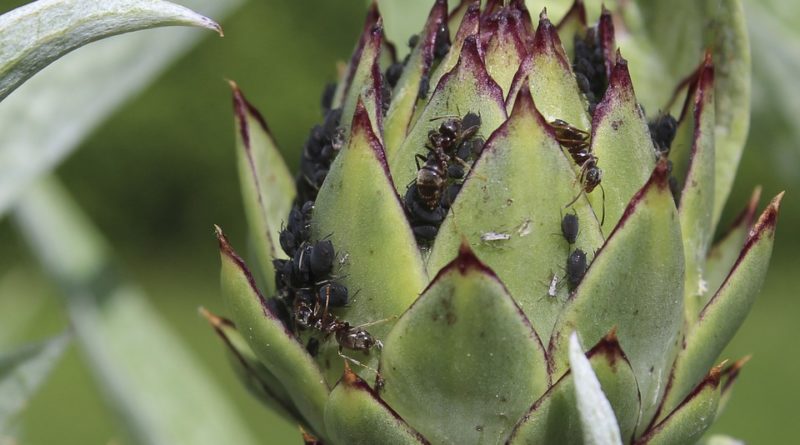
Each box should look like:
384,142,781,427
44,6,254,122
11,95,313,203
209,1,780,444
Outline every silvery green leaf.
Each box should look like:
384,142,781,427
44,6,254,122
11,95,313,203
12,177,259,445
0,0,221,101
696,434,745,445
0,0,242,218
0,334,70,433
568,333,624,445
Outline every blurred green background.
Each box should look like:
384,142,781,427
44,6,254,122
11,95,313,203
0,0,798,444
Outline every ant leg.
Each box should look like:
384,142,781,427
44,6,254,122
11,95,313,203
321,286,331,323
564,190,583,209
599,183,606,226
415,153,427,170
337,347,382,376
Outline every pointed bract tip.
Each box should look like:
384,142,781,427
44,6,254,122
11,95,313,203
601,52,632,97
725,355,751,374
198,306,224,327
557,0,587,29
300,426,321,445
614,48,625,65
444,240,495,279
214,224,238,260
709,361,725,385
352,97,372,133
532,6,569,66
751,191,784,235
342,361,361,386
604,326,618,343
703,48,714,67
462,34,482,61
539,7,549,21
586,326,630,364
653,158,671,188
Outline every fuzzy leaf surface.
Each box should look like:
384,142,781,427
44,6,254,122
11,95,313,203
231,84,296,296
0,0,220,101
428,87,603,339
620,0,751,230
312,100,427,382
507,13,590,131
324,367,429,445
676,59,716,321
383,0,447,157
217,227,329,436
380,246,548,445
0,334,70,433
569,333,624,445
509,332,638,445
659,193,781,417
200,308,300,424
704,188,760,298
589,59,657,233
549,161,684,432
388,36,507,191
636,372,720,445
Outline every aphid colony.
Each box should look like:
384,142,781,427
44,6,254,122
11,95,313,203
573,27,609,115
295,107,345,205
270,20,687,360
384,20,451,100
272,200,382,356
404,112,485,244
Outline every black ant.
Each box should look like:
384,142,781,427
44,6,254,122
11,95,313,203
293,295,385,374
413,147,449,210
549,119,606,225
429,112,482,155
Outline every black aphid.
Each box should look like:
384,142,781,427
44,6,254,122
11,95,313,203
309,240,335,279
320,82,336,113
317,281,349,307
572,28,608,114
306,338,320,357
385,62,404,88
433,22,451,59
561,211,579,245
418,75,430,100
649,113,678,156
296,108,344,204
566,249,588,290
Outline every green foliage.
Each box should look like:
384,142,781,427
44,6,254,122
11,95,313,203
212,1,782,443
0,334,69,434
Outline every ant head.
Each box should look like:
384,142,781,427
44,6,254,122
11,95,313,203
586,167,603,189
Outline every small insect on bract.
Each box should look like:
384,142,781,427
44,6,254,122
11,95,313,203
561,209,579,245
566,248,588,291
549,119,606,225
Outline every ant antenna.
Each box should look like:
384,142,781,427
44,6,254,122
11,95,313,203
355,315,398,330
